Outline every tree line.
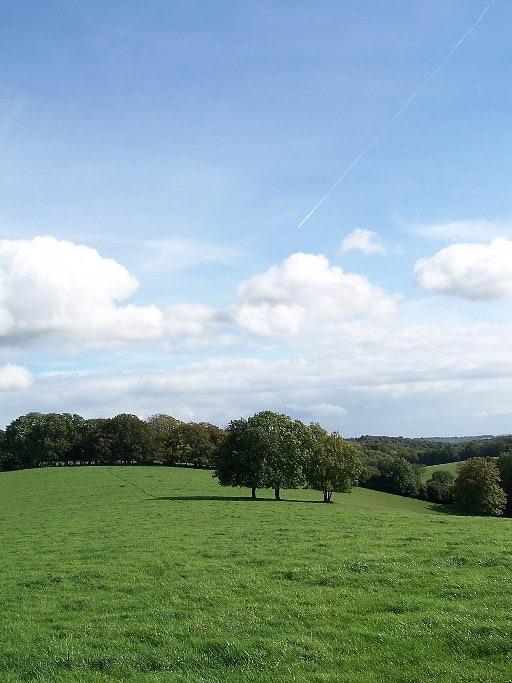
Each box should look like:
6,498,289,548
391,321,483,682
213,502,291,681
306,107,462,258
353,434,512,466
0,412,226,471
0,410,361,503
1,410,512,514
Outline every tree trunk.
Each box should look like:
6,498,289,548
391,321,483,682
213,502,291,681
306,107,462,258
274,486,281,501
251,486,257,500
323,490,333,503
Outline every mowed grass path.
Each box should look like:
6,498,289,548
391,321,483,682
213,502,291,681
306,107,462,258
1,467,511,683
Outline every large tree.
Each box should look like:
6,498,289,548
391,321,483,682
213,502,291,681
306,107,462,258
214,411,308,500
145,414,183,465
453,457,506,516
214,416,264,499
4,412,88,469
304,424,361,502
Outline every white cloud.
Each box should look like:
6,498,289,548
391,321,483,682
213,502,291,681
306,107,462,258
230,252,397,337
7,318,512,435
413,219,512,242
164,303,221,336
0,238,399,348
414,238,512,300
340,228,387,254
287,402,348,419
0,235,166,343
143,236,239,270
0,363,33,391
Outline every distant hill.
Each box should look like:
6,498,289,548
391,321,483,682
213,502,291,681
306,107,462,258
351,434,512,466
425,435,496,443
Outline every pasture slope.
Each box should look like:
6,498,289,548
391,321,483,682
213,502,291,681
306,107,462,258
1,466,511,683
421,462,459,482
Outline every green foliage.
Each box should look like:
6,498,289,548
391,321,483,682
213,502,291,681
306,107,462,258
215,411,308,499
353,435,459,465
3,412,88,469
496,450,512,515
145,414,183,464
145,416,225,468
252,411,309,499
214,416,265,497
354,434,512,467
453,458,506,517
1,466,512,682
73,414,152,465
0,411,225,472
425,470,455,504
175,422,226,468
304,424,361,502
360,455,422,498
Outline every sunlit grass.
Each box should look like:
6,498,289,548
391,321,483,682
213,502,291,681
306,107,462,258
1,466,511,682
421,461,459,481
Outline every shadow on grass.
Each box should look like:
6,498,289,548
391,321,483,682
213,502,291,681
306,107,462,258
151,495,326,503
426,502,460,515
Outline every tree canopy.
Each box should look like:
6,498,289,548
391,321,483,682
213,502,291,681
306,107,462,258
303,424,361,502
452,457,506,516
214,412,361,502
215,411,309,500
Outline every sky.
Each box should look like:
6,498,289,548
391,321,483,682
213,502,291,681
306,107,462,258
1,0,511,437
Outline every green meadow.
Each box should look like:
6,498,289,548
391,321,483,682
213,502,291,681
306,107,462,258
1,467,511,683
421,461,459,482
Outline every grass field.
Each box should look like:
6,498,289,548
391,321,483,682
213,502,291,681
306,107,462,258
421,461,459,482
1,466,511,682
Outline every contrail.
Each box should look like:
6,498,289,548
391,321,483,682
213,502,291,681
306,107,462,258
297,1,496,229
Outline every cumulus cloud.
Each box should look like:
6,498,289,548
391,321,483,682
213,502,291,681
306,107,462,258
340,228,387,254
0,363,33,391
230,252,397,336
0,237,399,348
0,236,166,344
414,238,512,300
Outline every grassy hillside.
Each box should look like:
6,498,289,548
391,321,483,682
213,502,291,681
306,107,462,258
1,467,511,682
421,461,459,482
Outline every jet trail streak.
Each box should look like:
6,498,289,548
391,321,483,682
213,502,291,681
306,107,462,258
297,1,496,229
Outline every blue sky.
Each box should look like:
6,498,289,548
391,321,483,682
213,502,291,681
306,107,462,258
1,0,511,436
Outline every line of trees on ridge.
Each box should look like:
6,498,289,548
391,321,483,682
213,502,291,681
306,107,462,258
0,412,225,471
2,410,512,513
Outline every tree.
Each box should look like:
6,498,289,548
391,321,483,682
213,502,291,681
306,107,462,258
379,457,422,497
73,414,153,465
146,414,183,465
214,411,308,500
214,417,264,499
359,455,422,498
252,411,308,500
72,418,113,465
304,424,361,502
4,412,88,469
174,422,226,468
103,414,153,464
496,450,512,515
452,457,506,516
425,470,455,504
